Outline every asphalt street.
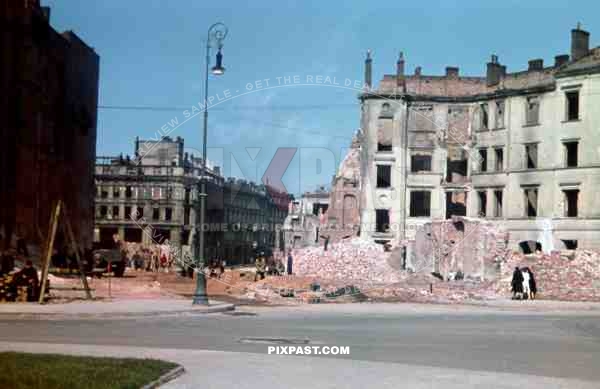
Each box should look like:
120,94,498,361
1,303,599,385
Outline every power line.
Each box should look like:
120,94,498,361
98,103,358,112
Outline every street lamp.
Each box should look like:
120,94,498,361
193,22,228,305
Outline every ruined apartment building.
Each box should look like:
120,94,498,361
360,26,600,252
0,1,99,251
283,188,330,249
94,136,223,248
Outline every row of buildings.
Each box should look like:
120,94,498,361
359,25,600,254
94,136,290,264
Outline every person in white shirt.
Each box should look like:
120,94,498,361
521,268,531,300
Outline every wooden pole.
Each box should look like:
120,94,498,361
38,200,62,304
63,207,93,300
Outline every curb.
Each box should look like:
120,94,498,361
0,303,235,320
140,365,186,389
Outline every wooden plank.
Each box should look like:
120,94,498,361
63,205,93,300
38,200,62,304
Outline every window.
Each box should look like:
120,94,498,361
493,190,503,218
410,191,431,217
478,149,488,172
562,239,578,250
100,188,108,199
411,155,432,172
165,208,173,221
125,186,133,198
477,191,487,217
375,209,390,233
377,143,392,152
113,188,120,198
100,206,108,218
495,100,505,128
112,206,119,219
376,165,391,188
480,103,488,129
563,189,579,217
564,141,578,167
136,207,143,219
125,206,132,219
566,91,579,121
152,208,159,221
184,207,191,225
494,148,504,171
525,143,537,169
526,96,540,125
523,188,538,217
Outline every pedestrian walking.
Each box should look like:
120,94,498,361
527,267,537,300
521,267,531,300
287,250,293,275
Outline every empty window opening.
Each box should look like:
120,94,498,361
378,143,392,152
563,189,579,217
526,96,540,125
524,188,538,217
519,240,542,254
152,208,160,221
125,206,132,220
411,155,432,172
125,186,133,198
495,100,505,128
564,141,578,167
100,206,108,218
477,191,487,217
113,188,120,198
376,165,391,188
112,206,119,219
136,207,143,220
446,150,468,183
478,149,488,172
566,91,579,121
562,239,578,250
100,189,108,199
493,190,503,217
525,143,538,169
165,208,173,221
375,209,390,233
480,103,489,129
494,148,504,171
445,191,466,219
411,191,431,217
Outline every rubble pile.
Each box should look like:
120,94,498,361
491,250,600,301
294,238,402,284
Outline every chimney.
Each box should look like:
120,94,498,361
41,6,51,21
415,66,422,76
134,136,140,155
486,54,503,86
571,23,590,61
445,66,459,78
555,54,569,67
528,59,544,71
396,51,405,92
364,50,372,89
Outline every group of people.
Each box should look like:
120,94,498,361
0,256,40,302
254,250,293,281
511,267,537,300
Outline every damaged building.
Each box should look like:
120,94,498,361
359,26,600,275
0,1,100,253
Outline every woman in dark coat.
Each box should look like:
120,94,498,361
527,267,537,300
511,267,524,299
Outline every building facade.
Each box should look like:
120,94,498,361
94,137,222,249
0,0,99,252
360,26,600,252
283,188,330,249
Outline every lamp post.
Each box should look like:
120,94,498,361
193,22,228,305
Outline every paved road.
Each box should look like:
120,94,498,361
1,304,599,387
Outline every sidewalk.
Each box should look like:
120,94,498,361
0,298,234,319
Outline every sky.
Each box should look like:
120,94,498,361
45,0,600,196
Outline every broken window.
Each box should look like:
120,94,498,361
445,191,466,219
477,191,487,217
375,209,390,233
480,103,489,130
525,143,537,169
165,207,173,221
410,191,431,217
377,143,392,152
562,239,578,250
376,165,391,188
153,208,160,221
446,149,467,183
564,141,578,167
377,119,393,150
100,206,108,218
523,188,538,217
125,186,133,198
100,188,108,199
566,91,579,121
493,189,503,217
112,206,119,219
409,104,435,131
519,241,542,254
478,149,488,172
113,188,120,198
136,207,144,219
563,189,579,217
411,155,432,172
495,100,505,128
526,96,540,125
124,206,132,220
494,148,504,171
